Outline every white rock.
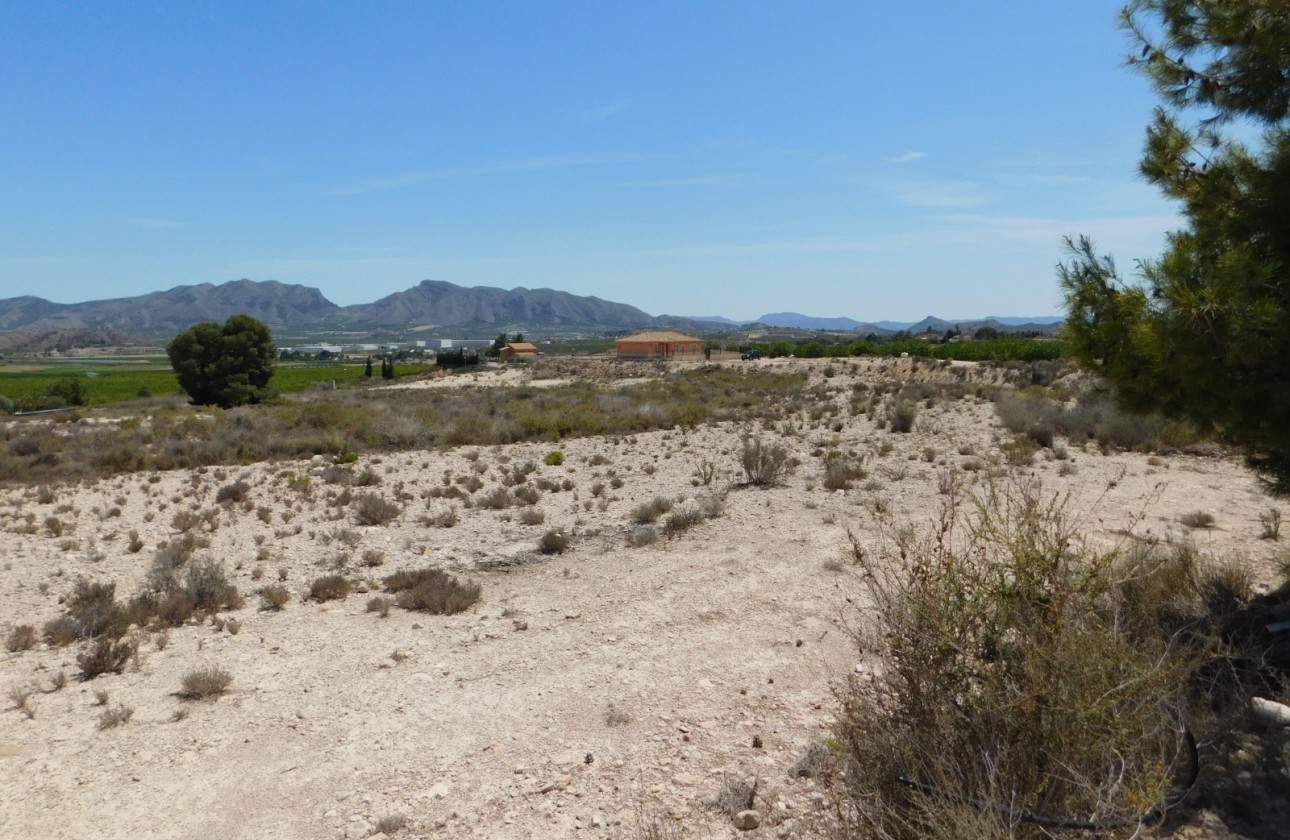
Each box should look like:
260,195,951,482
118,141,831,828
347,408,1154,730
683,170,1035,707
1251,696,1290,726
733,810,760,831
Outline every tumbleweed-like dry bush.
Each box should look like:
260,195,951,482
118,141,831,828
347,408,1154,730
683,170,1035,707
832,478,1278,839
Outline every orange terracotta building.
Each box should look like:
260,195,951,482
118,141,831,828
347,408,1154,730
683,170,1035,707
499,342,540,361
614,331,704,360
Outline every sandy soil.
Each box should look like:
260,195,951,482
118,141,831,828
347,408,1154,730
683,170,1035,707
1,358,1284,839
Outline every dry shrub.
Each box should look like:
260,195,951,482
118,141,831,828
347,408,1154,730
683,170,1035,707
662,493,725,538
1181,510,1216,529
153,532,207,572
835,480,1214,839
259,584,290,611
513,484,541,506
626,525,658,547
366,596,392,617
97,704,134,730
351,493,401,526
423,506,460,528
183,558,241,611
383,567,480,614
8,684,35,717
477,487,511,510
5,624,37,652
741,437,791,486
1002,436,1039,466
153,590,197,627
77,637,135,678
308,574,351,602
67,579,129,640
631,496,674,524
887,400,917,433
538,528,571,554
215,480,251,505
42,615,78,647
822,451,866,491
518,507,545,525
180,666,232,699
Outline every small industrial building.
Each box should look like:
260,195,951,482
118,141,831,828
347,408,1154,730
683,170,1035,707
615,331,704,360
499,342,541,361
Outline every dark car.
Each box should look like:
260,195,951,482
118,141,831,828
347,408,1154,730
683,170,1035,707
740,350,762,360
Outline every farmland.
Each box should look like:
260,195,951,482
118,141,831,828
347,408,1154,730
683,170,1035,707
0,360,430,410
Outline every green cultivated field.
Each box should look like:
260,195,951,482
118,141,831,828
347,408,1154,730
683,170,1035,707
0,363,428,409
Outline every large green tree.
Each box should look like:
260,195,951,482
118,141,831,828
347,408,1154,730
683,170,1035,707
1061,0,1290,491
167,314,277,408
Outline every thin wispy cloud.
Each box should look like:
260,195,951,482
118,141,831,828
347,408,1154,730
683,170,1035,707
578,97,632,122
891,179,988,209
992,173,1089,187
934,212,1179,245
886,151,927,165
331,153,647,196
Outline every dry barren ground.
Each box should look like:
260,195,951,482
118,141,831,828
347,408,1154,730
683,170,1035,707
1,358,1285,839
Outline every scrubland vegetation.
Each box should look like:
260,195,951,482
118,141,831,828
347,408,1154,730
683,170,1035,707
1,354,1285,838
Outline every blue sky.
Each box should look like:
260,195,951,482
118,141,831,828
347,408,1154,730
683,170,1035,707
0,1,1178,321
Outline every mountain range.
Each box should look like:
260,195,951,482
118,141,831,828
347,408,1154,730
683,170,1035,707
0,279,1062,339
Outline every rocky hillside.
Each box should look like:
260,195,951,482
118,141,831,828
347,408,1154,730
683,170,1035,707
0,327,137,353
0,279,709,336
335,279,667,329
0,280,338,335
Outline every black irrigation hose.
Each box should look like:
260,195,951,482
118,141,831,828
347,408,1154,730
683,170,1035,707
897,724,1198,832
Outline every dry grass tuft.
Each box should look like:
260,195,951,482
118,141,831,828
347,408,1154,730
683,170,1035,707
1181,509,1216,529
538,528,571,554
179,666,233,700
307,574,351,602
383,567,481,614
97,704,134,730
258,584,291,611
351,493,401,526
631,496,674,524
5,624,37,652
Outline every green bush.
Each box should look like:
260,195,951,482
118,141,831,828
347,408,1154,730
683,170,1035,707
544,450,565,466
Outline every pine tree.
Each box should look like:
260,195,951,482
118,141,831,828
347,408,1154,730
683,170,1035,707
167,315,277,408
1060,0,1290,492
